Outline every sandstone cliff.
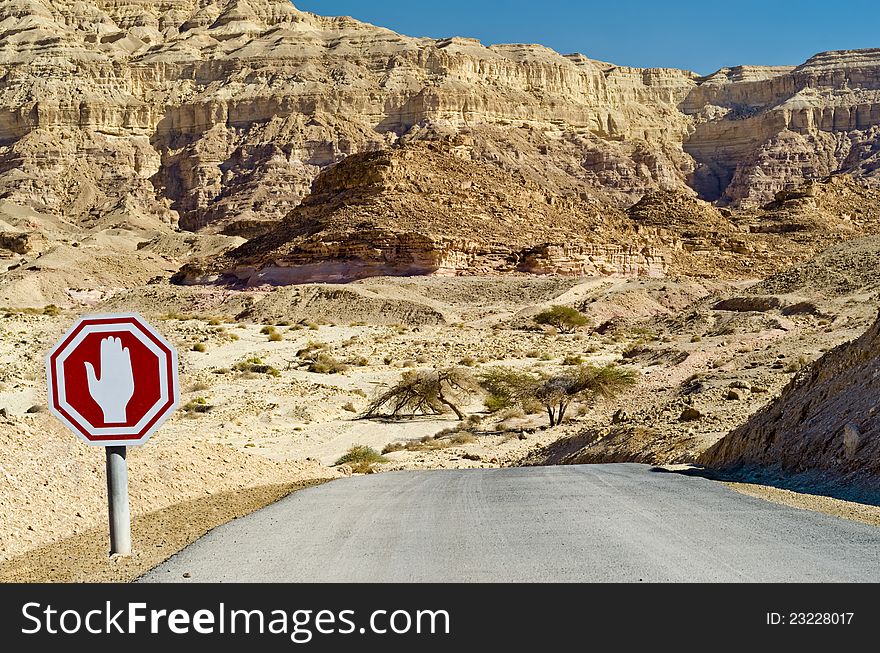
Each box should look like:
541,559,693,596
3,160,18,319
0,0,878,239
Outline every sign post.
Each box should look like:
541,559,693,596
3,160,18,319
106,446,132,555
46,313,179,556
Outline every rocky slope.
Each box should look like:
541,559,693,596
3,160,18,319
700,311,880,492
173,142,880,284
0,0,878,242
174,142,666,284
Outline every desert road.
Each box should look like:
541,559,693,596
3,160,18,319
141,464,880,583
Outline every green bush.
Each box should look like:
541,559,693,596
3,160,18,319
534,306,591,334
335,445,388,467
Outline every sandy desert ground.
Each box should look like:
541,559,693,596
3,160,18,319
2,257,878,577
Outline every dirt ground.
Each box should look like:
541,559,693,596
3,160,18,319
725,482,880,529
0,481,325,583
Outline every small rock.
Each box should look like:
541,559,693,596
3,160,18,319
612,408,629,424
843,423,861,458
726,389,742,401
182,572,191,579
679,407,703,422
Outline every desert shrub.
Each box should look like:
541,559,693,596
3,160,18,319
335,445,387,467
342,402,358,413
308,354,348,375
563,355,584,366
234,357,280,377
297,341,329,357
450,432,476,445
459,356,477,367
534,305,592,334
628,326,659,341
268,331,283,342
260,325,277,335
42,304,61,316
188,380,211,392
207,318,222,326
183,397,213,414
498,406,526,421
192,343,207,353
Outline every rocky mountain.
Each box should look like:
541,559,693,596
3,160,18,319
0,0,878,242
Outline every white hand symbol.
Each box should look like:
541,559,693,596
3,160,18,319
85,336,135,424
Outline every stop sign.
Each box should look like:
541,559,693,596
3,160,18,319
46,313,179,447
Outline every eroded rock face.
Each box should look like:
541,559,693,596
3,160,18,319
1,0,879,237
700,312,880,488
173,140,880,285
175,143,667,284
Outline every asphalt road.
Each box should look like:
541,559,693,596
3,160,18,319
140,464,880,583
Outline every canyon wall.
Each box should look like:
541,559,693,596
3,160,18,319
1,0,878,239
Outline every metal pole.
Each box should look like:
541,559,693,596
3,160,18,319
105,446,132,556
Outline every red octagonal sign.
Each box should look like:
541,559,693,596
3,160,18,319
46,313,180,447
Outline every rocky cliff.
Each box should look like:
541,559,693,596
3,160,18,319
700,311,880,490
1,0,879,239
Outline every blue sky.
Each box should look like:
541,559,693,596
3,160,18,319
294,1,879,74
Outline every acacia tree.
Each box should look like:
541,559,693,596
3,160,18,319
362,368,477,421
478,367,539,412
533,305,592,334
539,364,637,426
480,364,637,427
